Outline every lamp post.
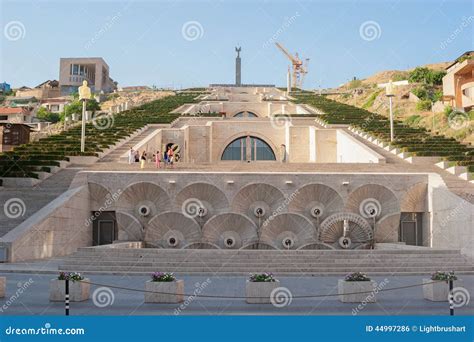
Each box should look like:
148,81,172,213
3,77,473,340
78,80,91,153
385,79,395,142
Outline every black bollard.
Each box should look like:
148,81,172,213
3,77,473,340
448,278,454,316
65,278,70,316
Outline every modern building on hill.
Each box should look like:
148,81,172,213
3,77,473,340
15,80,60,99
442,51,474,111
59,57,117,95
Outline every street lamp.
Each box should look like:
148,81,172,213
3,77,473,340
385,79,395,142
78,80,91,153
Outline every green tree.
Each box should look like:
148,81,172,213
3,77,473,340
36,106,60,123
62,99,101,121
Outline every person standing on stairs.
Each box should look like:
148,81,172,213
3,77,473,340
154,150,161,168
140,151,147,169
128,147,135,164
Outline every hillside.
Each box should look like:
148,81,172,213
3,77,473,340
327,62,473,144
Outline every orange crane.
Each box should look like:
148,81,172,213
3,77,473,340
275,42,309,89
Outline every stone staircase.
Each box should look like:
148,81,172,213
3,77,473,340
344,128,474,203
58,247,474,275
0,168,84,237
99,127,157,162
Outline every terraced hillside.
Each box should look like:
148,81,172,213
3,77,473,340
0,93,199,179
295,94,474,173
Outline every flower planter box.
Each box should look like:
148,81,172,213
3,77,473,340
49,279,90,302
246,280,280,304
0,277,5,298
338,279,376,303
422,279,450,302
144,280,184,303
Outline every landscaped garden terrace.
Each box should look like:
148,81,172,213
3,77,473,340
295,94,474,173
0,93,199,179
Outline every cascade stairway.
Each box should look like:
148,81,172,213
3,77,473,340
58,247,474,276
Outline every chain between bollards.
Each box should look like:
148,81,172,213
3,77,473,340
65,279,70,316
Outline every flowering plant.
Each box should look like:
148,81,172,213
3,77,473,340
58,272,84,282
431,271,457,282
345,272,371,282
151,272,176,282
249,273,277,282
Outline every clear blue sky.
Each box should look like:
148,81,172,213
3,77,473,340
1,0,472,89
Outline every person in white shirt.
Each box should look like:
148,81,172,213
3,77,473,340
128,147,134,164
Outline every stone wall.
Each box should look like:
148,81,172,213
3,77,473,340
428,174,474,257
0,186,91,262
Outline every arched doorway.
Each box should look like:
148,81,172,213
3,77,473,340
221,136,276,161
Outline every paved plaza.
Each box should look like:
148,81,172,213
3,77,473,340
1,273,473,316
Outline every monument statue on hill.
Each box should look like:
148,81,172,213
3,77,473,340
235,46,242,86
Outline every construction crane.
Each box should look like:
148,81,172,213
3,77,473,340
275,42,309,89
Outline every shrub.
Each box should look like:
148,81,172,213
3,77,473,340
249,273,277,282
345,272,371,281
444,106,453,118
409,67,446,85
151,272,176,282
430,271,457,281
58,272,84,282
412,87,427,100
416,99,432,111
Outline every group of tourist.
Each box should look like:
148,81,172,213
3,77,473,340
128,146,175,169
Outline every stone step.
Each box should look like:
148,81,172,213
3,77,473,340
59,247,473,275
72,252,463,259
60,260,471,267
58,265,474,274
69,255,466,263
76,247,462,255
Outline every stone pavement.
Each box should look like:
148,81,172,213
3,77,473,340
0,273,472,316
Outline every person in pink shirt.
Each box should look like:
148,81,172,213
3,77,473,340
154,150,161,168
